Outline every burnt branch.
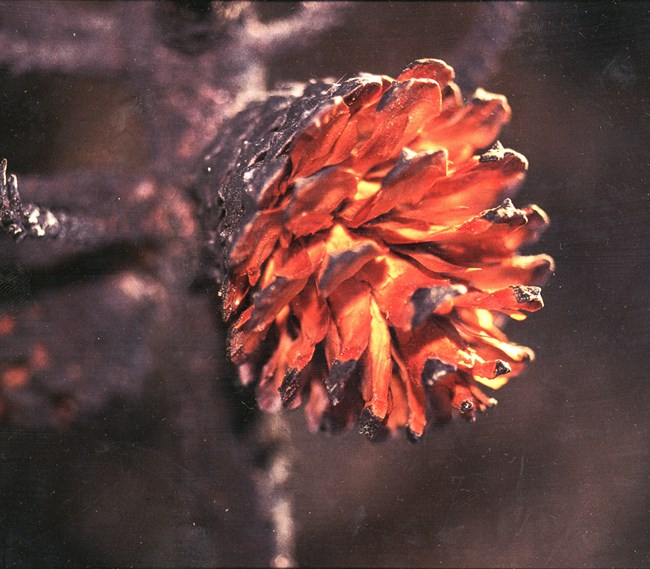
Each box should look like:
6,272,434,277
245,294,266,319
0,2,350,179
1,159,66,241
0,161,175,249
0,1,124,75
244,2,350,55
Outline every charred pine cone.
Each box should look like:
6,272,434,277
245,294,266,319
196,59,554,441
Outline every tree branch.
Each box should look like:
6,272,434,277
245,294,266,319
0,1,124,75
0,161,187,255
243,2,350,56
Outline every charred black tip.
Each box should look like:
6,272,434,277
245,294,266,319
511,284,543,306
478,141,505,163
459,399,474,415
279,368,301,407
324,359,357,405
405,427,422,443
495,360,511,377
482,198,526,225
358,407,387,441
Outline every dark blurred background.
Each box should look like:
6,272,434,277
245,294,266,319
0,2,648,567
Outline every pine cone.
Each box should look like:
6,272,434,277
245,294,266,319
197,59,554,441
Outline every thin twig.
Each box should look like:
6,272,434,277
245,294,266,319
253,413,297,568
